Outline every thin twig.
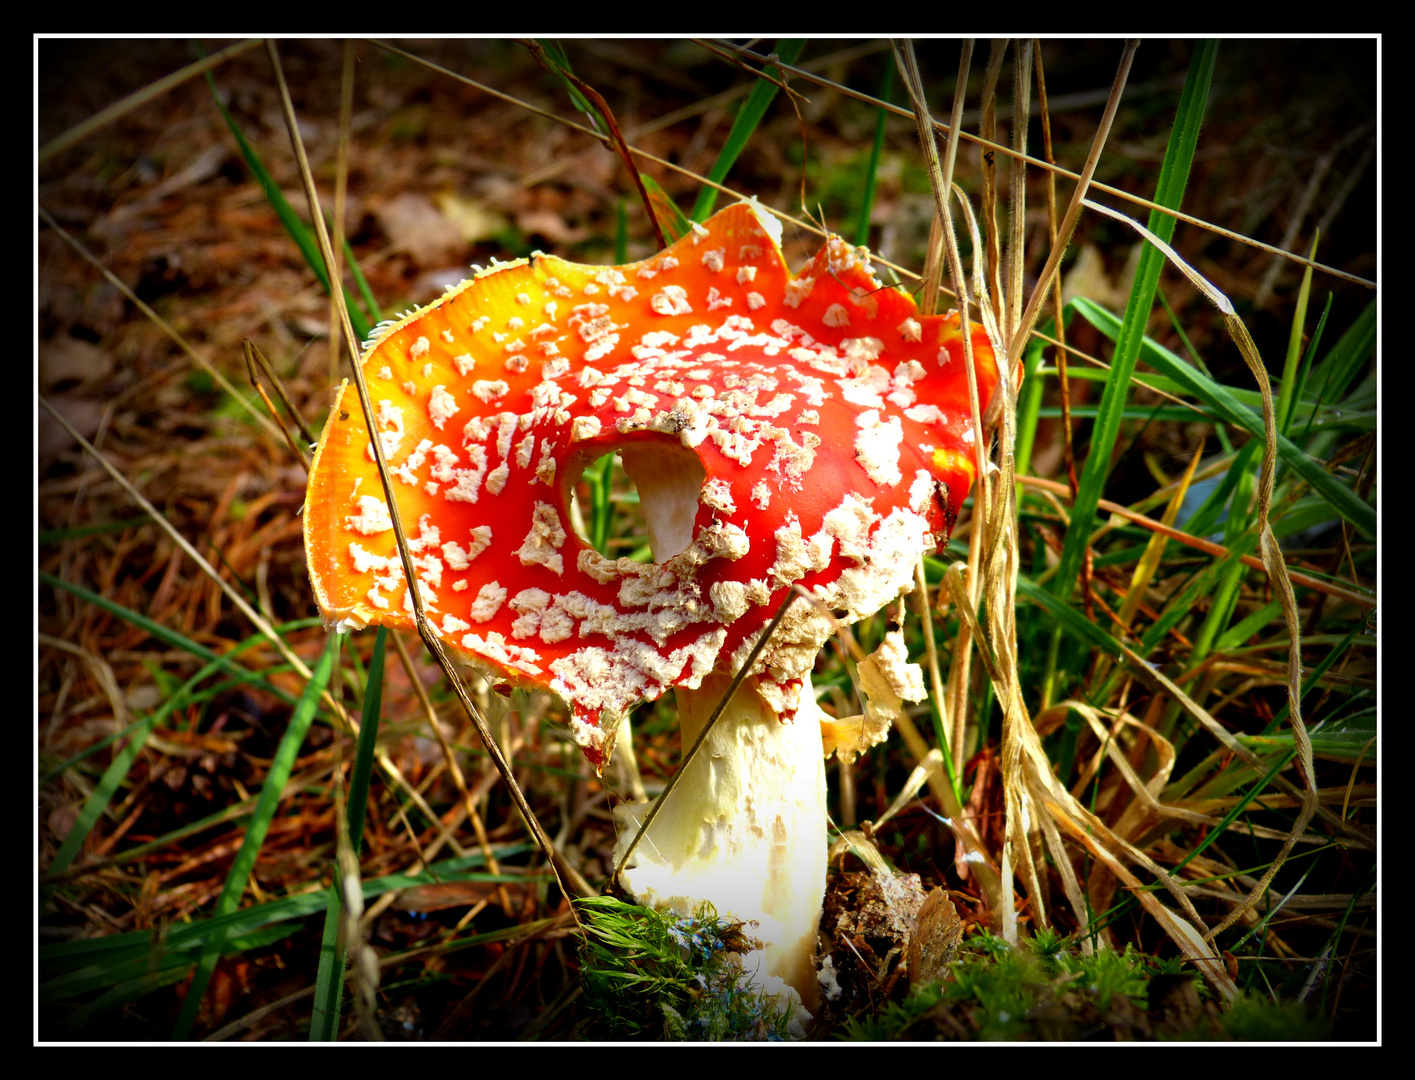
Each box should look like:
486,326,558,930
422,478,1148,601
329,39,356,394
243,341,312,470
522,39,668,248
1032,42,1081,500
1008,41,1139,367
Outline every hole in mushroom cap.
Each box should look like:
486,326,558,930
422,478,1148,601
565,435,707,564
567,450,648,560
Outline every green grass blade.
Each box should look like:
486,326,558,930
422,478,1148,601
581,452,615,555
1315,298,1375,406
1268,494,1343,539
1032,360,1365,429
1016,577,1123,659
537,39,604,135
1052,40,1217,600
1013,322,1053,479
40,621,318,788
1190,541,1249,663
1036,404,1214,424
1215,598,1286,651
1237,726,1375,763
615,196,629,263
1142,534,1257,657
1158,288,1215,380
854,59,893,247
348,627,386,856
41,800,257,887
1182,443,1257,539
1073,299,1375,539
690,39,807,222
171,633,341,1040
639,173,693,244
1276,234,1319,436
40,713,159,910
61,924,298,1034
199,54,372,341
38,615,315,899
346,249,382,328
310,626,383,1042
309,882,346,1040
1291,293,1334,443
50,920,304,1030
41,856,535,1017
1188,443,1261,663
38,515,153,545
63,964,195,1034
1172,753,1298,874
40,853,525,975
40,572,303,704
42,570,223,665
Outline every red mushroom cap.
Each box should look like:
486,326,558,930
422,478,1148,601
304,200,1000,770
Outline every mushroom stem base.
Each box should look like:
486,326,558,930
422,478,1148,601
612,670,827,1025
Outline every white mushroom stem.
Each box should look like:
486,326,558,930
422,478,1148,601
609,442,828,1028
612,670,827,1024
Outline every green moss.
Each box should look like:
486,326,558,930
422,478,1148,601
1068,945,1152,1013
836,928,1333,1041
576,896,795,1041
1220,992,1330,1041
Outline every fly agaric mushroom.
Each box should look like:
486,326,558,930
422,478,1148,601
304,198,1001,1027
